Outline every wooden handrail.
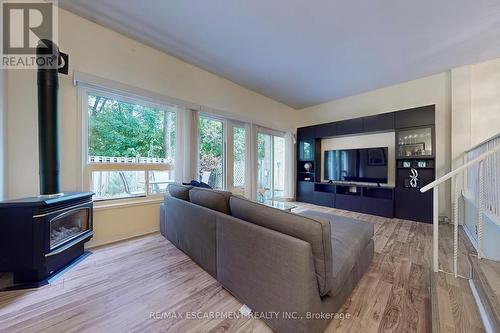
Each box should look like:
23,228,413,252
420,144,500,193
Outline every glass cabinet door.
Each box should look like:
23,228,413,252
299,140,313,161
397,127,433,158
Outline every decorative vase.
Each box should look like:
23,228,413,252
304,162,313,172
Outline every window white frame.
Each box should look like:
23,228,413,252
227,120,247,195
198,111,252,194
256,127,286,201
198,113,227,190
73,73,294,204
78,85,177,202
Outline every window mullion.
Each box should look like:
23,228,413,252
271,136,275,200
145,170,150,196
225,120,232,191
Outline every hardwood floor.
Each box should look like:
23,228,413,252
470,255,500,331
0,204,485,332
294,204,433,333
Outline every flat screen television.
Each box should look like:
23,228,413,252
324,147,388,184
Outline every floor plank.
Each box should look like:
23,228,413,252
0,203,487,332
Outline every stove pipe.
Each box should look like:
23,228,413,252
36,40,61,195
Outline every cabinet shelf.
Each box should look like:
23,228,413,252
397,166,434,170
314,183,335,193
396,156,435,160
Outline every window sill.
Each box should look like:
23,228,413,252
93,196,164,212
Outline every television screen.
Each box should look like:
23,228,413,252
324,147,388,184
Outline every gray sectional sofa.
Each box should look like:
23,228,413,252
160,184,374,333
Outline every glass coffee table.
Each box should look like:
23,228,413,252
262,200,297,212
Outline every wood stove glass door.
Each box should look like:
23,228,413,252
50,208,91,250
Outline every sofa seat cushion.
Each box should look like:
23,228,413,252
168,183,193,201
189,187,232,214
230,196,333,296
298,210,374,297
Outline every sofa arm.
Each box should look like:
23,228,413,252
216,214,321,333
164,196,217,277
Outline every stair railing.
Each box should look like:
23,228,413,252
466,134,500,228
420,142,500,276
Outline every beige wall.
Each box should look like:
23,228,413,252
89,203,161,248
451,58,500,237
451,58,500,167
5,8,296,246
298,73,452,217
321,132,396,186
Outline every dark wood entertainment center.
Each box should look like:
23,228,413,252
296,105,435,223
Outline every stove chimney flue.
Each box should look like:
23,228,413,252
37,39,61,195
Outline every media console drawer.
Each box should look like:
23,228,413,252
314,191,335,208
335,193,362,213
298,184,395,218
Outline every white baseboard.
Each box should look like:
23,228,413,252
469,279,496,333
463,223,478,251
462,223,500,261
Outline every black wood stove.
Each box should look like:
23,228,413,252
0,192,93,286
0,40,93,288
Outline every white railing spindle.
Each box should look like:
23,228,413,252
466,135,500,225
421,142,500,277
477,161,485,259
433,186,439,273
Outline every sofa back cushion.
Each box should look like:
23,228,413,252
168,183,192,201
189,187,232,214
229,196,333,296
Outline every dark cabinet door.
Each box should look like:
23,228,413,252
297,126,315,140
315,122,336,138
336,118,363,136
361,197,394,218
314,191,335,208
395,187,433,223
363,113,395,132
335,193,363,213
395,105,435,129
296,181,315,203
298,139,315,161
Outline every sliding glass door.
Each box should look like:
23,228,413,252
198,116,286,200
229,124,246,195
257,131,285,202
198,116,248,194
257,133,272,201
273,136,285,198
199,116,225,189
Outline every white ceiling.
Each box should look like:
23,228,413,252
59,0,500,109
